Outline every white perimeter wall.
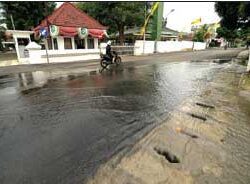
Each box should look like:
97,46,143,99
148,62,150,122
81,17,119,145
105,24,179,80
134,40,206,55
134,41,155,55
28,49,100,64
26,40,206,64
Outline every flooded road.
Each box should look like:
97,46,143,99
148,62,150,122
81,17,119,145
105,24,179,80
0,60,249,183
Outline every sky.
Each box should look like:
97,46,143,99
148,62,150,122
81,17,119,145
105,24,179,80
56,2,221,33
163,2,221,32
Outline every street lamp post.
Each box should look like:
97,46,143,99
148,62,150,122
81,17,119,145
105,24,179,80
166,9,175,20
164,9,175,27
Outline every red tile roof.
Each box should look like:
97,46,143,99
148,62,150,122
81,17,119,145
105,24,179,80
34,2,107,31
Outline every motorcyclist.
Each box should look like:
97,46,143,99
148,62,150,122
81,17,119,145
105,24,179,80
106,40,113,63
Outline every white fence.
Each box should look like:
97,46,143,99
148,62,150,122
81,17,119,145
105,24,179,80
134,40,206,55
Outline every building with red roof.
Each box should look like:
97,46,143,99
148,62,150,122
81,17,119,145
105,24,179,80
34,2,107,39
7,2,109,64
34,2,108,51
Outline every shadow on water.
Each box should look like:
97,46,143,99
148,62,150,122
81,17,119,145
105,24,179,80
0,61,248,184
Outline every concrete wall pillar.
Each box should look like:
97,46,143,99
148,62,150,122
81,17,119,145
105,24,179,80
94,38,98,49
13,36,20,61
85,38,88,49
57,36,64,50
51,37,54,50
71,37,75,50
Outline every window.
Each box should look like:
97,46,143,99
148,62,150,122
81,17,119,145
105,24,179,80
74,38,85,49
64,37,72,49
87,38,94,49
53,38,58,50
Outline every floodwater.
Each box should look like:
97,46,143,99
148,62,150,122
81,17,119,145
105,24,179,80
0,61,249,184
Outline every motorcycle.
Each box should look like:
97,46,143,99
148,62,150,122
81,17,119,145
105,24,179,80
100,51,122,69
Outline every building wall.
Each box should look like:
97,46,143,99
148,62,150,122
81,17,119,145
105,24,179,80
25,37,101,64
134,41,155,55
52,37,98,50
27,49,100,64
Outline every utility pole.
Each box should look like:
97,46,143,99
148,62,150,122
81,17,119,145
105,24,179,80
247,48,250,72
44,39,50,64
44,3,50,64
10,14,19,62
45,18,50,64
10,14,15,30
192,30,195,51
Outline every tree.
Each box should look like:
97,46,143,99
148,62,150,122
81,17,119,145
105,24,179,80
215,2,250,45
0,25,6,51
193,24,208,42
76,2,145,45
0,2,56,30
216,27,238,43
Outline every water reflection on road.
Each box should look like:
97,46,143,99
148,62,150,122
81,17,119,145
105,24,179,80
0,61,248,184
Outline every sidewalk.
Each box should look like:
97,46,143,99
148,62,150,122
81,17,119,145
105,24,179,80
0,52,19,67
0,59,19,67
86,64,250,184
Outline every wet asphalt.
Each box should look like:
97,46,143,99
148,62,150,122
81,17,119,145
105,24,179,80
0,54,246,183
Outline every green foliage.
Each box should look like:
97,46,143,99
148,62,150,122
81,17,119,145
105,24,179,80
215,2,241,30
193,24,208,42
0,2,56,30
215,2,250,43
216,27,238,41
76,2,145,44
0,25,6,51
238,27,250,43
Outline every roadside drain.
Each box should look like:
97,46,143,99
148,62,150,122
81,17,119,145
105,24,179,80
183,131,198,138
21,85,47,94
212,58,231,64
195,102,215,109
187,112,207,121
154,148,180,163
176,127,198,138
68,75,77,80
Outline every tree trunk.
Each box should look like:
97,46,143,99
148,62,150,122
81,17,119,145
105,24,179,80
118,26,125,46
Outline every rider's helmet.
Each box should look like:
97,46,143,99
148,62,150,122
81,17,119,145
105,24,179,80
107,40,111,45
